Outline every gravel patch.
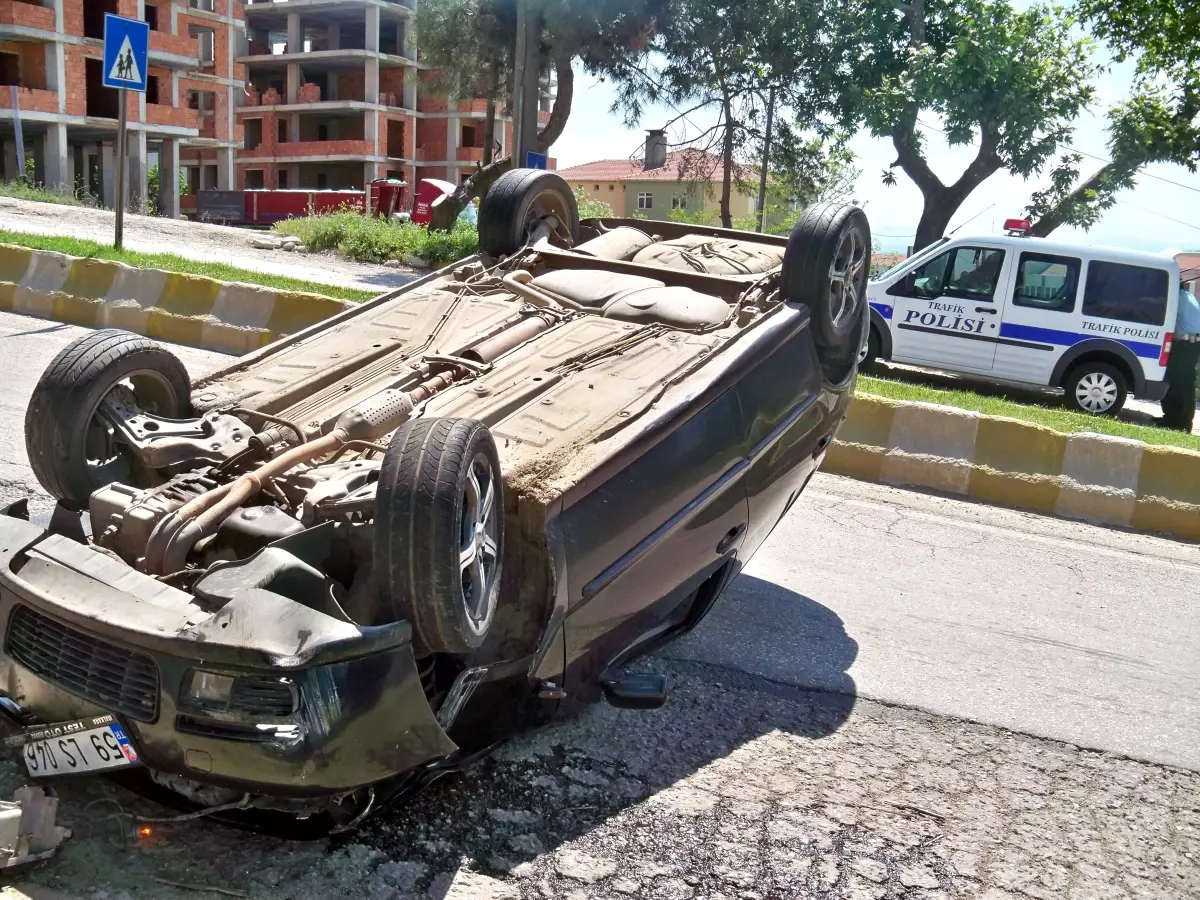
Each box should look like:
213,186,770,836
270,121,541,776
3,658,1195,899
0,197,418,296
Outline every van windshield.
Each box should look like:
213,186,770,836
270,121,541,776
877,238,948,282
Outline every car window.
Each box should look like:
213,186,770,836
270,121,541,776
1012,252,1081,313
944,248,1006,302
888,249,952,299
1082,261,1170,326
877,238,948,282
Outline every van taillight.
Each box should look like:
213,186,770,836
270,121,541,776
1160,333,1173,367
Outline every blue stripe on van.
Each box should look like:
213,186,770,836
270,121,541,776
869,301,894,320
999,322,1162,360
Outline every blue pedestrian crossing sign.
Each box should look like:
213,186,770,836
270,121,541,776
102,14,149,93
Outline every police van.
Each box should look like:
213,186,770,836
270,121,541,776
862,219,1181,415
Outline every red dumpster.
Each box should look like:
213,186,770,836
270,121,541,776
369,179,409,218
412,178,457,226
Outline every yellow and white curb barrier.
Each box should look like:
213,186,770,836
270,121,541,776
0,244,350,355
827,395,1200,543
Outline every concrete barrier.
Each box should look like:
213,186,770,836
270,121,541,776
827,394,1200,543
0,244,350,354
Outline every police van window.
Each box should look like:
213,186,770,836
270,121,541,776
1082,261,1170,326
943,248,1005,301
1013,252,1081,313
887,249,951,298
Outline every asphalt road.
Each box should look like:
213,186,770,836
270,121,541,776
2,308,1198,774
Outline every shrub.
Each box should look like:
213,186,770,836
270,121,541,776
573,186,615,220
277,212,479,267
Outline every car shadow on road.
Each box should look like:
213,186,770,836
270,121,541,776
356,574,859,893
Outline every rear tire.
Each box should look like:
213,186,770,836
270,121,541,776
374,417,505,654
783,203,871,371
1063,361,1128,415
479,169,580,257
859,324,882,369
25,329,191,510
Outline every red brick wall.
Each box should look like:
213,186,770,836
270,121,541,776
63,47,87,117
0,1,56,31
339,71,365,103
0,40,47,91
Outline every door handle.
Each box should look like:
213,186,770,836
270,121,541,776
813,433,833,458
716,524,746,555
976,307,997,315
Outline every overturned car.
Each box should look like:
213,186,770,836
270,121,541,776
0,171,870,831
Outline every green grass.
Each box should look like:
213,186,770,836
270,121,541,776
860,373,1200,452
0,231,375,303
278,212,479,267
0,181,94,208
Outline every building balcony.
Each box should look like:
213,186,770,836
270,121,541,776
0,87,58,114
146,104,200,130
0,0,55,33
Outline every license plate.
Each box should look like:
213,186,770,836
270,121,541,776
5,714,140,778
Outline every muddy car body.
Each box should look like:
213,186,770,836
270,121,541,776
0,172,870,830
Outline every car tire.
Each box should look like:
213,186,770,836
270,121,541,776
859,324,882,369
25,329,191,510
1063,361,1128,415
479,168,580,257
374,417,505,654
783,203,872,364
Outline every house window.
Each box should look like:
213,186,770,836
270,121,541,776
609,185,615,192
146,76,160,105
672,195,686,210
278,169,289,189
317,173,329,189
637,192,653,210
145,5,159,31
245,170,265,190
594,184,600,191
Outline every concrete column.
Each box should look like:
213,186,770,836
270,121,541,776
159,138,180,219
1,142,16,182
447,115,457,161
403,66,416,110
72,144,85,194
287,12,302,54
287,63,301,105
217,146,235,190
290,112,301,143
101,143,115,208
365,5,381,53
43,124,69,191
128,129,149,213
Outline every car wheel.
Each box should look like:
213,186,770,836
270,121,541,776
25,329,191,510
782,202,872,365
1063,362,1128,415
859,324,882,369
374,417,505,654
479,169,580,257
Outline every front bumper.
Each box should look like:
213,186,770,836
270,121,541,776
0,514,457,797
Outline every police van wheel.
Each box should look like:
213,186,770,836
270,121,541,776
859,326,882,369
1064,362,1128,415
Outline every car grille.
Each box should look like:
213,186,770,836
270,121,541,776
6,606,160,722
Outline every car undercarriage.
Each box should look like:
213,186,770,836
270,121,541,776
0,170,871,832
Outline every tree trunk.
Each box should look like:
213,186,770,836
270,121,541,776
913,193,960,251
756,87,776,233
1028,162,1118,238
482,60,500,167
719,94,734,229
429,53,575,232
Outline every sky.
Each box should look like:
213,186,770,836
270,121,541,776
551,46,1200,256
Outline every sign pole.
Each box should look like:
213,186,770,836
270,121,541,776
114,88,127,250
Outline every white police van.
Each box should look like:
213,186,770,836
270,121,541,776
862,219,1181,415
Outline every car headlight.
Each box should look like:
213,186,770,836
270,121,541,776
182,669,297,717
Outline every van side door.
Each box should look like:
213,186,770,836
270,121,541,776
992,250,1084,385
888,244,1010,371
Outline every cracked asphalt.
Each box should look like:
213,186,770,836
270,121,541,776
0,309,1197,899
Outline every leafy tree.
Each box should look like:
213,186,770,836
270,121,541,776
572,186,615,219
1026,0,1199,236
615,0,843,228
843,0,1098,250
417,0,663,230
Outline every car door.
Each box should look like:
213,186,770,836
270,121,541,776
558,384,750,690
888,244,1011,372
992,250,1084,385
733,303,832,561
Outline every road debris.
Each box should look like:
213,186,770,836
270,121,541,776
0,786,71,870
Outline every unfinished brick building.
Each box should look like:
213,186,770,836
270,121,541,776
237,0,554,192
0,0,243,217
